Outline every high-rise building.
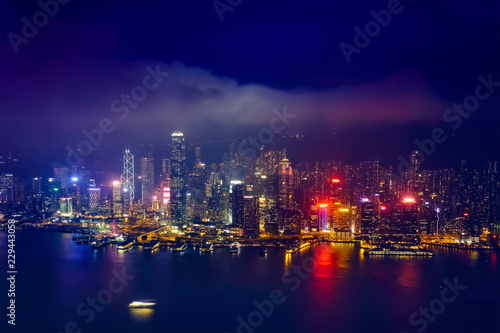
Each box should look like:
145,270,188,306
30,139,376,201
243,196,259,237
89,187,100,214
279,158,293,210
141,153,154,207
360,198,375,236
112,181,122,216
32,177,42,194
170,131,187,225
231,184,245,227
121,147,135,200
0,174,14,205
195,146,201,168
319,204,329,231
401,197,418,235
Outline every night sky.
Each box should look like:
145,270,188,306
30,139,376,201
1,0,499,171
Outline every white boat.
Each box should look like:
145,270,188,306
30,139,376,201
229,242,240,253
128,299,156,308
172,243,188,252
201,242,214,252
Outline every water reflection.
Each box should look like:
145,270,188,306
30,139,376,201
285,253,292,268
397,261,419,289
129,308,155,323
311,244,337,302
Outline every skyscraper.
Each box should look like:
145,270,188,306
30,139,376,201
360,198,375,236
243,196,259,237
141,153,154,207
121,147,135,200
112,180,122,216
231,184,245,227
279,158,293,210
401,197,419,236
170,131,187,225
319,204,329,231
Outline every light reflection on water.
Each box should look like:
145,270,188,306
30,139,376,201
129,308,155,323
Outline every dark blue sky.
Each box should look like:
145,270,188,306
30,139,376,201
0,0,499,168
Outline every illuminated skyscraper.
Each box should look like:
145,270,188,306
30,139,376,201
360,198,375,236
231,184,245,227
401,197,419,235
121,147,135,200
243,196,259,237
195,146,201,168
89,187,100,214
170,131,187,225
319,204,329,231
141,153,154,207
112,181,122,216
279,158,293,210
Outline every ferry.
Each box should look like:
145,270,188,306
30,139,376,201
258,244,268,254
229,242,240,253
299,242,311,250
143,241,160,251
117,240,134,251
172,242,188,252
286,245,298,254
364,247,434,256
200,242,214,252
91,239,106,249
128,299,157,308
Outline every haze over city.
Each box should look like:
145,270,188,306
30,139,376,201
0,1,499,333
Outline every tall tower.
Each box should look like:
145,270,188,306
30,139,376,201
231,184,245,227
121,147,135,214
170,131,187,226
141,153,154,207
279,158,293,210
195,146,201,168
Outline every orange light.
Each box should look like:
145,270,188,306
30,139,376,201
463,213,469,216
403,198,415,203
331,179,340,183
380,206,387,211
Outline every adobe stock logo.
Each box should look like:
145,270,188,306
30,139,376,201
7,0,71,54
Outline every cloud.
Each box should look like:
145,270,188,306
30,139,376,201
117,62,448,134
0,58,449,149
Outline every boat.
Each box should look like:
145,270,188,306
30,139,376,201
299,242,310,250
128,299,156,308
172,242,188,252
117,240,134,250
201,242,214,252
258,245,268,254
364,247,434,256
91,239,106,249
286,246,298,254
143,241,160,251
229,242,240,253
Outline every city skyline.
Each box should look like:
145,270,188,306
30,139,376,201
0,1,499,333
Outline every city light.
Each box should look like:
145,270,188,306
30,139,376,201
402,197,415,203
380,206,387,211
331,178,340,183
